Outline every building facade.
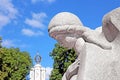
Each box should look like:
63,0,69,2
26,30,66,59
30,53,46,80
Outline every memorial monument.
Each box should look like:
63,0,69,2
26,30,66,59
48,7,120,80
30,52,46,80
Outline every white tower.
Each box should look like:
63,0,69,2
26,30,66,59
30,52,46,80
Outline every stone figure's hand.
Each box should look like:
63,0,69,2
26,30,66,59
75,38,85,54
65,59,80,80
80,29,112,50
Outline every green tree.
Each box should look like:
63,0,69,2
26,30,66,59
50,43,77,80
0,47,32,80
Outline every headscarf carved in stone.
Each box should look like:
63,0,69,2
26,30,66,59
48,7,120,80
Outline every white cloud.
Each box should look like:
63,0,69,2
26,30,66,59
0,0,18,29
25,12,47,29
1,39,28,48
45,67,53,80
25,19,45,29
31,0,55,4
0,15,9,28
2,39,15,47
32,12,47,21
22,28,44,37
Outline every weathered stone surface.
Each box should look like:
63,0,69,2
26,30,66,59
102,7,120,42
48,7,120,80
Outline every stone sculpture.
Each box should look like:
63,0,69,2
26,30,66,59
48,7,120,80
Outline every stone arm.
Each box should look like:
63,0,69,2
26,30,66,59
67,26,112,50
81,29,112,50
62,38,86,80
62,59,80,80
50,25,112,50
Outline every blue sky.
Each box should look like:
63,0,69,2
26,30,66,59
0,0,120,79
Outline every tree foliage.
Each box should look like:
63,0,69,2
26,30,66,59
50,43,77,80
0,38,32,80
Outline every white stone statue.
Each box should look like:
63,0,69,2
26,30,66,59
48,7,120,80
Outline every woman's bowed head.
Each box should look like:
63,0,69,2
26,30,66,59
48,12,112,52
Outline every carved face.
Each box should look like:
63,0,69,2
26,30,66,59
55,34,77,49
